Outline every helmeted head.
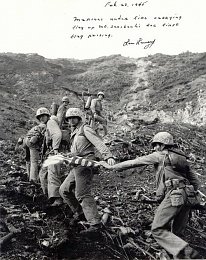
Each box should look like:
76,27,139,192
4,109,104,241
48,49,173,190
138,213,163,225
36,107,50,121
62,96,70,108
152,132,174,147
65,108,83,127
97,91,105,99
65,108,83,121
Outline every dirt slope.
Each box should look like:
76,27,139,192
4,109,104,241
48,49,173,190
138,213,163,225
1,52,206,259
1,51,206,140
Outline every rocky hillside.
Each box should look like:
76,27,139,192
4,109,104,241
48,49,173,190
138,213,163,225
1,52,206,260
1,51,206,140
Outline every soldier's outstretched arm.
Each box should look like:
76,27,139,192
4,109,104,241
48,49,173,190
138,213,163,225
101,152,159,171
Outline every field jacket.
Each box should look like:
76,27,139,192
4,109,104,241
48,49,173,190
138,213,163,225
70,122,113,160
25,123,46,149
46,116,62,152
90,98,103,116
127,150,199,198
57,104,67,128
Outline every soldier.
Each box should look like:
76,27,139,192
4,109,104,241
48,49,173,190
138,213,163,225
101,132,201,259
57,96,70,129
25,108,49,182
39,115,63,206
90,91,107,136
59,108,115,233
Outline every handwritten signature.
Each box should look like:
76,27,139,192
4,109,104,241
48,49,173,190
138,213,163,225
123,38,156,49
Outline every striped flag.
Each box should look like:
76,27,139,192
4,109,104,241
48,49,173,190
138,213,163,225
43,154,100,168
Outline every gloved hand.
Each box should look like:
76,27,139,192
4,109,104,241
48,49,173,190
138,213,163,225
107,158,115,166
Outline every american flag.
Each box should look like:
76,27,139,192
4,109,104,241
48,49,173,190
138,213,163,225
43,154,100,168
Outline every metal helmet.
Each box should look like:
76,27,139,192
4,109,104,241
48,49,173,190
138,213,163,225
97,91,105,98
62,96,70,102
65,108,83,120
152,132,174,146
36,107,50,120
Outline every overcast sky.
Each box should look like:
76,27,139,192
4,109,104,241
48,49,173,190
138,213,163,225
0,0,205,60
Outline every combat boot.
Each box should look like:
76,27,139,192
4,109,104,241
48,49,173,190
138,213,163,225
70,213,87,226
80,223,103,235
177,245,202,259
51,198,63,207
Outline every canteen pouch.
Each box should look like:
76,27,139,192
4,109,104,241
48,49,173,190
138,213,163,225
170,188,184,206
185,185,201,206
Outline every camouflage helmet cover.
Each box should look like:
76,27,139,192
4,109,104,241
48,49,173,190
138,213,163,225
36,107,50,120
152,132,174,146
65,108,83,120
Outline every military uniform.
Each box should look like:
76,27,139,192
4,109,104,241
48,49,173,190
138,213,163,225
90,98,107,135
25,123,46,181
39,116,63,200
59,122,113,225
120,149,199,257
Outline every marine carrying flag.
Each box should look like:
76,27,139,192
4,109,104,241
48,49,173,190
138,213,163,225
43,154,100,168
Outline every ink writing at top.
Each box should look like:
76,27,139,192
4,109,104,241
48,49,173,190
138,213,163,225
104,1,117,7
104,1,148,7
132,1,148,6
70,34,83,40
104,1,129,7
72,25,84,30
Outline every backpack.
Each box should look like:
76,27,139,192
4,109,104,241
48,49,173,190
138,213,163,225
84,95,93,110
50,102,59,116
61,129,70,148
168,150,189,174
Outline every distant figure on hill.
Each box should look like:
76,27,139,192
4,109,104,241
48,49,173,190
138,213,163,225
176,88,180,99
90,91,107,136
167,94,171,103
123,103,127,113
57,96,70,129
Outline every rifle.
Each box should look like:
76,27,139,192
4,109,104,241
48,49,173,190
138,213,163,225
40,135,47,165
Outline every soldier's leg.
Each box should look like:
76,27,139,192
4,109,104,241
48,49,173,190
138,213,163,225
59,168,83,215
29,148,39,182
48,163,62,199
172,203,191,237
75,166,100,226
151,190,188,257
39,166,48,195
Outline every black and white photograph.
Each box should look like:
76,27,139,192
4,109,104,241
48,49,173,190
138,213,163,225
0,0,206,259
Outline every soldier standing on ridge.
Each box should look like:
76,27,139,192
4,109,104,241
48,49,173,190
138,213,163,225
57,96,70,129
59,108,115,233
101,132,202,259
90,91,107,136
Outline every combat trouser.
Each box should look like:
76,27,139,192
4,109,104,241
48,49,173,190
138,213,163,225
59,155,100,225
29,148,40,182
39,163,62,199
151,188,190,257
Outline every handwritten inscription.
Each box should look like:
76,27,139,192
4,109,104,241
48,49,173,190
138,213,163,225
104,1,148,7
123,38,156,48
70,0,183,50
